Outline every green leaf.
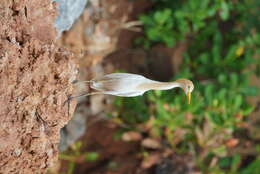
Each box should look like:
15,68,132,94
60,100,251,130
218,74,227,84
85,152,99,162
233,95,242,109
147,28,160,40
218,156,232,168
231,154,241,172
154,9,172,24
240,86,258,96
241,105,254,115
220,1,229,20
241,159,260,174
212,145,227,157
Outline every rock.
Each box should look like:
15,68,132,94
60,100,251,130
0,0,78,173
54,0,88,35
59,104,90,151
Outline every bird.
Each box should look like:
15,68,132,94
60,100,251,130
65,73,194,104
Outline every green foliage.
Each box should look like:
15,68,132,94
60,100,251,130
84,152,99,162
114,96,150,124
113,0,260,173
241,158,260,174
137,0,234,48
58,141,99,174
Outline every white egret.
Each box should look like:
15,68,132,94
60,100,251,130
65,73,194,104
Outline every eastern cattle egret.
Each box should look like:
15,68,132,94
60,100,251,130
65,73,194,104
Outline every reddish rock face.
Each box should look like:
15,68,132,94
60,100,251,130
0,0,77,173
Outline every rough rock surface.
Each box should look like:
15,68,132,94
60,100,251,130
0,0,77,173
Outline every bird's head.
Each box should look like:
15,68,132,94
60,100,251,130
175,79,194,104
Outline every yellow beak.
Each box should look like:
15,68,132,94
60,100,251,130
187,92,191,104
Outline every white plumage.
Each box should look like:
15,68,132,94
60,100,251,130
65,72,194,104
90,73,153,97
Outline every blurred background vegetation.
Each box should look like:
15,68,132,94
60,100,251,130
58,0,260,173
115,0,260,173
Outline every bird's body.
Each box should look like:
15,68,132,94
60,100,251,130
90,73,150,97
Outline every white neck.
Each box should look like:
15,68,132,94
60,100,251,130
138,80,182,91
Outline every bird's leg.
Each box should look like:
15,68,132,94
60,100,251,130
63,92,103,106
63,92,103,117
72,80,93,84
64,79,97,117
